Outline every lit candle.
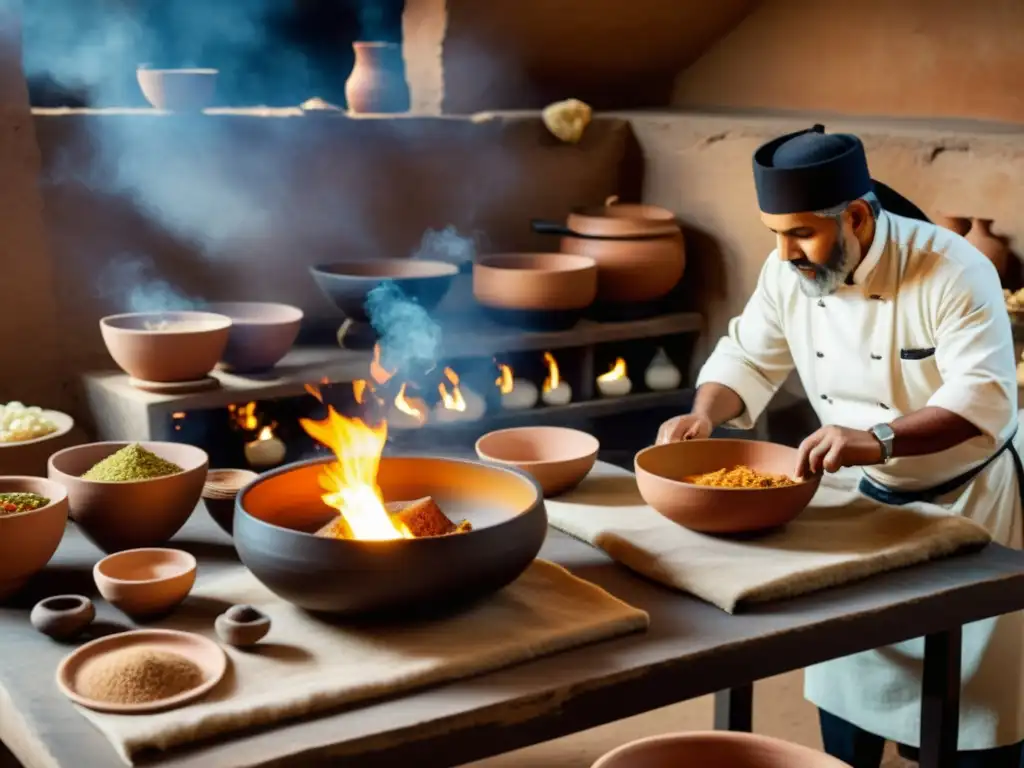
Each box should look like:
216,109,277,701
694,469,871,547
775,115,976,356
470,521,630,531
495,363,538,409
244,425,286,469
596,358,632,397
541,352,572,406
388,383,428,429
433,367,485,422
644,347,682,391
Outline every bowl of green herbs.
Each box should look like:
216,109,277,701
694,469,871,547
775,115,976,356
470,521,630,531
0,476,69,601
48,442,208,553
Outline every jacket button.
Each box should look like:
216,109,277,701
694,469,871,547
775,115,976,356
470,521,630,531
870,354,882,360
816,351,824,358
820,394,828,400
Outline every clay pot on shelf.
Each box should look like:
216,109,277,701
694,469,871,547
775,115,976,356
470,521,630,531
345,42,410,114
532,196,685,305
933,213,971,236
966,218,1009,278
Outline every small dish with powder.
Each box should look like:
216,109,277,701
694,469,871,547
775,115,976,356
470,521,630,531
56,628,227,714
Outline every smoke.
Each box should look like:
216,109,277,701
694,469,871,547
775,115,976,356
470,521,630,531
95,255,198,314
411,226,480,267
365,282,442,376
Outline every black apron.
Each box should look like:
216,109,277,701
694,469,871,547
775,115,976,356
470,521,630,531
858,427,1024,507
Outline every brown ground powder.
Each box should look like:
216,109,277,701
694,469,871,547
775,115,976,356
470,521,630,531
77,647,204,705
684,465,797,489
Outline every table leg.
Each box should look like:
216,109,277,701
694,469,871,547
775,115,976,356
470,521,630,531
713,685,753,732
918,628,962,768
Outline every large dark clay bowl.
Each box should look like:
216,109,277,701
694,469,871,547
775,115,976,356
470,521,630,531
234,455,547,616
309,260,459,323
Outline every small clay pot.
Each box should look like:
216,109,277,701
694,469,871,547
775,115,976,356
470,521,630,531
202,468,259,536
560,232,685,304
344,42,410,114
966,218,1009,278
473,253,598,330
30,595,95,640
214,604,271,647
933,213,971,236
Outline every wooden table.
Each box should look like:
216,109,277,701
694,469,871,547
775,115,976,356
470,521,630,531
3,505,1024,768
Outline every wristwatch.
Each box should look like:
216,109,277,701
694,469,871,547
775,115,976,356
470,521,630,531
868,423,895,463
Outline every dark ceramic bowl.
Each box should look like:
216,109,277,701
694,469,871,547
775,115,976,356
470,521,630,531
309,260,459,323
234,455,547,616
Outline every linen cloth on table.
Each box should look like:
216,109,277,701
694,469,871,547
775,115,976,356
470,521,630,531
546,462,992,613
72,559,649,765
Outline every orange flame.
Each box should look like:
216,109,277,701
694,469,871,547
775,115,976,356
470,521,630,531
394,383,427,425
542,352,561,393
495,363,514,395
228,402,259,431
352,379,368,405
304,376,331,402
299,407,412,541
257,424,277,441
597,357,628,382
438,367,467,411
370,343,394,385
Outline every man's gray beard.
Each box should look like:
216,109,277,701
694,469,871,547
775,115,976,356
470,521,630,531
793,237,854,298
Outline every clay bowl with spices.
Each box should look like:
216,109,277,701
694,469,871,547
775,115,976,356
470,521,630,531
592,731,849,768
94,548,197,620
99,311,232,386
234,455,546,617
475,427,599,497
309,260,459,323
0,476,69,601
634,439,821,534
48,442,209,553
472,253,598,330
202,468,258,536
532,196,685,306
203,302,303,373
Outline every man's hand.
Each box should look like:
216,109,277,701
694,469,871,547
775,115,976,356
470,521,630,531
794,425,884,479
657,413,714,445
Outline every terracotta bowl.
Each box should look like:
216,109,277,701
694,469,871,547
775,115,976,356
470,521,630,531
634,439,821,534
475,427,599,497
0,477,68,601
0,409,78,476
203,302,303,373
93,548,197,620
473,253,598,330
136,67,218,111
592,731,850,768
48,442,209,553
235,455,547,616
560,232,685,304
309,260,459,323
202,468,259,536
99,312,232,384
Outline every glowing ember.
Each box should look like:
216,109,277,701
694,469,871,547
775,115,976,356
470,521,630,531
172,411,186,432
542,352,561,393
597,357,628,383
438,367,467,412
299,407,413,541
495,363,514,395
229,402,259,431
394,383,427,425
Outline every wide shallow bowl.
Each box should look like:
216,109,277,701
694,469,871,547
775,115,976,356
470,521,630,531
136,67,218,111
0,476,68,601
57,629,227,714
202,468,259,536
309,260,458,323
204,302,303,373
592,731,850,768
48,442,209,553
634,439,821,534
473,253,598,330
99,311,232,384
235,455,547,616
0,409,78,476
94,548,197,620
475,427,599,497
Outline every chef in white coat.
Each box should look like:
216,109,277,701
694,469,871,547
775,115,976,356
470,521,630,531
658,124,1024,768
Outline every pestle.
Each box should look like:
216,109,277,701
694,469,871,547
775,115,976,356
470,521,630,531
215,604,272,647
30,595,95,641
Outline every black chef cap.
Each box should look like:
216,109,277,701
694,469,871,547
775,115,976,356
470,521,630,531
753,124,930,222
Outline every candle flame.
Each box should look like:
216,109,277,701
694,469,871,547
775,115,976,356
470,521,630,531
495,363,514,395
597,357,628,382
542,352,561,393
228,402,259,431
438,367,467,412
394,382,427,425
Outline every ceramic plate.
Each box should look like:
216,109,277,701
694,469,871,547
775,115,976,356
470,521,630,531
56,629,227,714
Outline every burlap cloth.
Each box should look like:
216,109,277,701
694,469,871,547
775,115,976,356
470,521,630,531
75,559,649,764
547,462,992,613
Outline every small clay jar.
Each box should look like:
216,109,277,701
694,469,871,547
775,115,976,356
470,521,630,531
967,218,1009,278
344,42,411,114
30,595,95,640
215,604,271,647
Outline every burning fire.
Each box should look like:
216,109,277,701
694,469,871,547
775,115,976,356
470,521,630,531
394,382,427,425
438,367,467,412
542,352,561,393
298,406,413,541
229,401,259,431
495,363,513,395
598,357,628,383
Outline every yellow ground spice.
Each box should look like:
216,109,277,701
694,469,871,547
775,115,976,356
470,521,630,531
77,647,204,705
684,465,796,489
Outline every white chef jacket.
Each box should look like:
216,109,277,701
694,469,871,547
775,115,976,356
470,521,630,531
696,210,1024,749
